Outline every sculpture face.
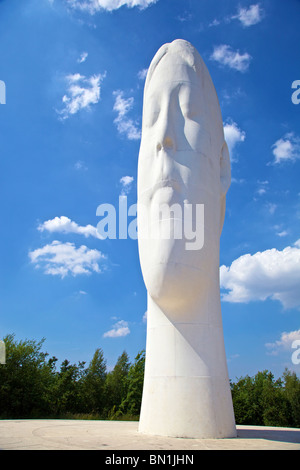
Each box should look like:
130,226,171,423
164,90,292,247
138,40,230,313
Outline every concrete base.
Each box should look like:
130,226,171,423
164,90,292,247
0,420,299,450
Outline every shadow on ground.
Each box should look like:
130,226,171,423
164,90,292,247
237,427,300,444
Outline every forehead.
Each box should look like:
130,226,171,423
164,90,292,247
146,53,201,94
143,49,224,140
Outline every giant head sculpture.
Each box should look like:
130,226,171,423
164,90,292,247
137,40,236,439
138,39,231,321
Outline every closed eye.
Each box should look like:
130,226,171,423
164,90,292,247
144,107,160,127
179,85,200,122
182,107,200,121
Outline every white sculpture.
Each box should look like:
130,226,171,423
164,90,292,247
137,39,236,438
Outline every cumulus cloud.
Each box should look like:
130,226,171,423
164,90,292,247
137,68,148,80
74,160,88,171
220,240,300,309
210,44,252,72
233,4,264,27
38,216,103,239
77,51,88,63
208,18,221,28
277,230,288,238
209,4,264,29
120,175,134,195
113,90,141,140
67,0,157,14
103,320,130,338
271,132,300,164
29,241,106,278
266,202,277,215
223,120,246,161
57,72,106,120
265,330,300,356
255,180,269,196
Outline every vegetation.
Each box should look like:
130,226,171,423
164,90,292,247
231,369,300,427
0,333,300,427
0,334,144,420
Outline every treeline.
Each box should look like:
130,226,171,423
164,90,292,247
0,333,300,427
0,334,145,420
231,370,300,428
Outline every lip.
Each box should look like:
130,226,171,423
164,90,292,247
153,178,181,192
138,178,183,202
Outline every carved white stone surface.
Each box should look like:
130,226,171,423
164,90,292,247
137,39,236,438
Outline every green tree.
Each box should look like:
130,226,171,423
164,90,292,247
231,369,297,427
282,368,300,427
104,351,130,417
257,371,290,427
0,334,57,417
80,348,107,414
231,374,258,425
53,359,86,415
121,350,145,417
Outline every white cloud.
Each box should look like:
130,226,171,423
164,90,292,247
265,330,300,356
38,216,103,239
137,68,148,80
67,0,157,14
103,320,130,338
57,72,106,120
271,132,300,164
209,4,264,30
29,241,106,278
210,44,252,72
220,240,300,309
74,160,88,171
77,51,88,63
266,202,277,215
255,180,269,196
231,177,245,184
177,11,193,22
120,175,134,186
277,230,288,238
120,175,134,195
223,120,246,160
221,87,245,105
113,90,141,140
233,4,264,27
209,18,221,28
256,188,266,196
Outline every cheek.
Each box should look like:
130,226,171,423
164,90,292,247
138,136,155,175
183,120,211,154
138,131,156,164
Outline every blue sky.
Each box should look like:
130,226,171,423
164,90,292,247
0,0,299,379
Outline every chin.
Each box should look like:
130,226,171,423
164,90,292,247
142,258,210,315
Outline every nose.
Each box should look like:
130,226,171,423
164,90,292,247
156,107,176,152
156,134,176,182
157,137,174,152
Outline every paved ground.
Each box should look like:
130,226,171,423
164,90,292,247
0,420,300,450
